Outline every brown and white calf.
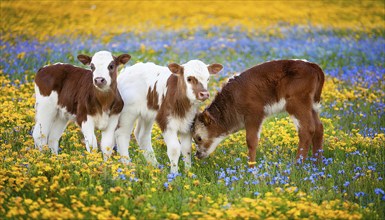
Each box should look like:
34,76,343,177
116,60,223,173
33,51,130,158
192,60,325,165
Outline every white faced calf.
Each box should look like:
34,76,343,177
192,60,325,165
33,51,130,159
116,60,223,173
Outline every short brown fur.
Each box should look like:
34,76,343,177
193,60,325,164
35,63,123,125
156,69,191,131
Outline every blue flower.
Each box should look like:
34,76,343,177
374,188,384,195
343,181,350,187
119,174,126,180
354,192,365,197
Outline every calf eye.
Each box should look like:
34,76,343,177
187,77,192,82
196,136,202,142
90,64,95,71
108,64,114,70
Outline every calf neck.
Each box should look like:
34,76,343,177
33,51,130,159
192,60,325,164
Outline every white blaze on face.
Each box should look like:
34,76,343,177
91,51,114,90
182,60,210,102
194,119,225,158
202,135,225,157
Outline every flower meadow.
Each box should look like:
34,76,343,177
1,1,385,219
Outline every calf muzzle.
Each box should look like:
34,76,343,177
198,91,210,101
94,77,107,88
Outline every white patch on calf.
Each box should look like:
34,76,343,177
33,87,60,150
313,102,322,113
290,115,300,131
167,108,197,134
182,60,211,101
291,59,309,63
264,99,286,116
58,106,76,121
91,51,114,90
92,111,110,130
205,135,226,157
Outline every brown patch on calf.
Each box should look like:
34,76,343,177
187,76,207,100
156,70,191,131
147,82,160,110
35,56,126,126
193,60,325,164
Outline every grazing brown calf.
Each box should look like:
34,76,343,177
192,59,325,165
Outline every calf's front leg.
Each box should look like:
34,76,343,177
163,130,181,174
101,114,120,161
245,116,263,167
180,132,192,170
81,117,98,153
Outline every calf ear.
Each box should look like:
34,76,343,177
200,111,215,126
116,54,131,65
77,54,92,65
208,64,223,75
168,63,183,75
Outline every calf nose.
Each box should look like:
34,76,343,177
198,91,210,101
195,151,203,159
94,77,106,88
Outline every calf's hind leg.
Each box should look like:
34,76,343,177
134,117,158,166
286,99,315,163
115,112,138,164
311,109,323,161
47,118,68,154
33,90,58,151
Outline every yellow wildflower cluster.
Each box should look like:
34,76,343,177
2,1,384,41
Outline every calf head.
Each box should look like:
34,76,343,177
168,60,223,102
78,51,131,91
192,110,226,159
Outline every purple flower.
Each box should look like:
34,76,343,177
343,181,350,187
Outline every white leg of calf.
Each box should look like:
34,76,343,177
180,132,192,170
81,118,97,153
33,89,59,150
48,118,68,154
101,115,119,161
115,112,137,164
163,130,181,174
135,118,158,166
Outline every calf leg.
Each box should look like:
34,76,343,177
245,116,264,167
101,114,119,161
286,100,315,163
115,112,137,164
163,130,181,173
312,109,323,161
33,91,58,151
180,132,192,170
81,117,98,153
134,117,158,166
47,118,68,154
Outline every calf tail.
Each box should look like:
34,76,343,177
311,63,325,103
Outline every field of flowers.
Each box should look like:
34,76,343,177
1,1,384,219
